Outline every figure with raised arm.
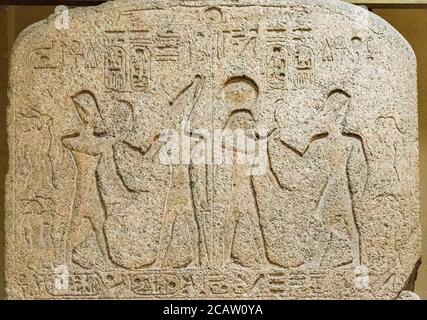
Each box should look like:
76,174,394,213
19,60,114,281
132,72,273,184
62,91,132,268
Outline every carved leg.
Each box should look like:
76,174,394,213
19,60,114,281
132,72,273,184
184,210,201,267
247,206,268,266
310,228,331,270
152,210,177,269
345,207,361,268
91,215,113,268
65,213,84,267
222,208,240,266
26,214,44,270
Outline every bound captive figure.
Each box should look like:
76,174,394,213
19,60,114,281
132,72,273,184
62,91,132,268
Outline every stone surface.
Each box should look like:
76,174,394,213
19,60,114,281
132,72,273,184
397,291,421,300
5,0,421,299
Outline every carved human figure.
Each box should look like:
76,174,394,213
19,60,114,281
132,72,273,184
152,75,205,268
307,91,368,269
62,91,129,268
20,199,45,269
221,110,269,267
19,110,56,193
361,116,406,272
199,76,271,268
367,116,404,197
21,197,58,270
256,90,367,270
17,109,66,268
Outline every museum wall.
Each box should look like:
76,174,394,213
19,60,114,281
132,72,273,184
0,5,426,299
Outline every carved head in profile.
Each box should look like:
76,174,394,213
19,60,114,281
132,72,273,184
323,90,351,130
71,91,102,128
225,110,256,131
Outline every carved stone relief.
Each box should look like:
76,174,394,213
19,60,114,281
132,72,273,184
6,0,421,299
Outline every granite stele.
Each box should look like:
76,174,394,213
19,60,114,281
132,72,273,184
5,0,421,299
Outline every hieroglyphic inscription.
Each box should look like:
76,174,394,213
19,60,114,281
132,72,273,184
14,269,409,299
